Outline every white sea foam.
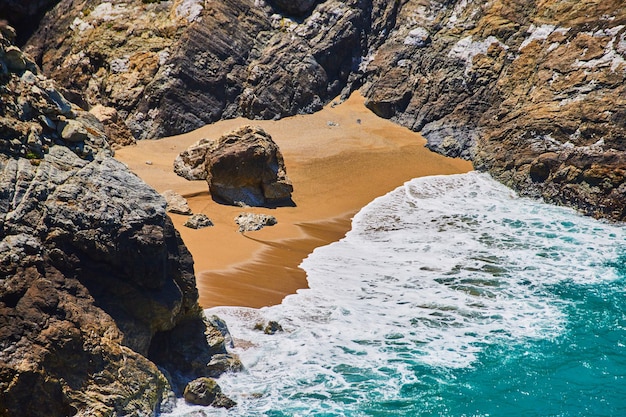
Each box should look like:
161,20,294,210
164,172,625,416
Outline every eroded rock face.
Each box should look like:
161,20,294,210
175,125,293,207
0,28,231,416
358,0,626,221
20,0,626,221
24,0,372,139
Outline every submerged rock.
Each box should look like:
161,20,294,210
254,320,284,335
207,353,244,377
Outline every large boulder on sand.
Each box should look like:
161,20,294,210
174,125,293,207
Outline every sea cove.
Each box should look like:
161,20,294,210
1,0,626,415
171,173,626,416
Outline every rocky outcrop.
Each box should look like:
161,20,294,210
24,0,375,138
359,0,626,221
183,377,236,409
19,0,626,221
0,28,233,416
175,125,293,207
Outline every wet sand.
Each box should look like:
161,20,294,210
115,93,473,308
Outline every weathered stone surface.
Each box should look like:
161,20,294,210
358,0,626,221
89,104,136,149
174,138,213,181
25,0,369,138
183,377,236,409
0,28,235,416
235,213,278,232
176,126,293,207
206,353,244,377
19,0,626,222
183,214,214,230
57,119,89,142
162,189,193,215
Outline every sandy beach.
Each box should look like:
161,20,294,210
115,92,473,308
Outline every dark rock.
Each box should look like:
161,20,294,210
183,377,236,409
207,353,244,377
254,320,284,334
0,27,234,416
268,0,318,17
176,125,293,207
183,214,214,229
0,0,60,45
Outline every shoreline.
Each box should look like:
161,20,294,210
115,92,474,308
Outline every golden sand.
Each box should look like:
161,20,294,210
114,93,473,308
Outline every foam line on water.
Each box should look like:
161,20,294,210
164,172,625,416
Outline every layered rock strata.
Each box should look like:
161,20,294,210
24,0,377,140
0,28,233,416
19,0,626,222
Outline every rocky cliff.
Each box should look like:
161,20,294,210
16,0,626,222
361,0,626,221
0,26,232,416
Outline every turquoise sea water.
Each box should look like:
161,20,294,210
166,172,626,416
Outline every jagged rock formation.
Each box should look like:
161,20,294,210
360,0,626,221
22,0,386,139
235,213,278,233
175,125,293,207
0,27,234,416
16,0,626,221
